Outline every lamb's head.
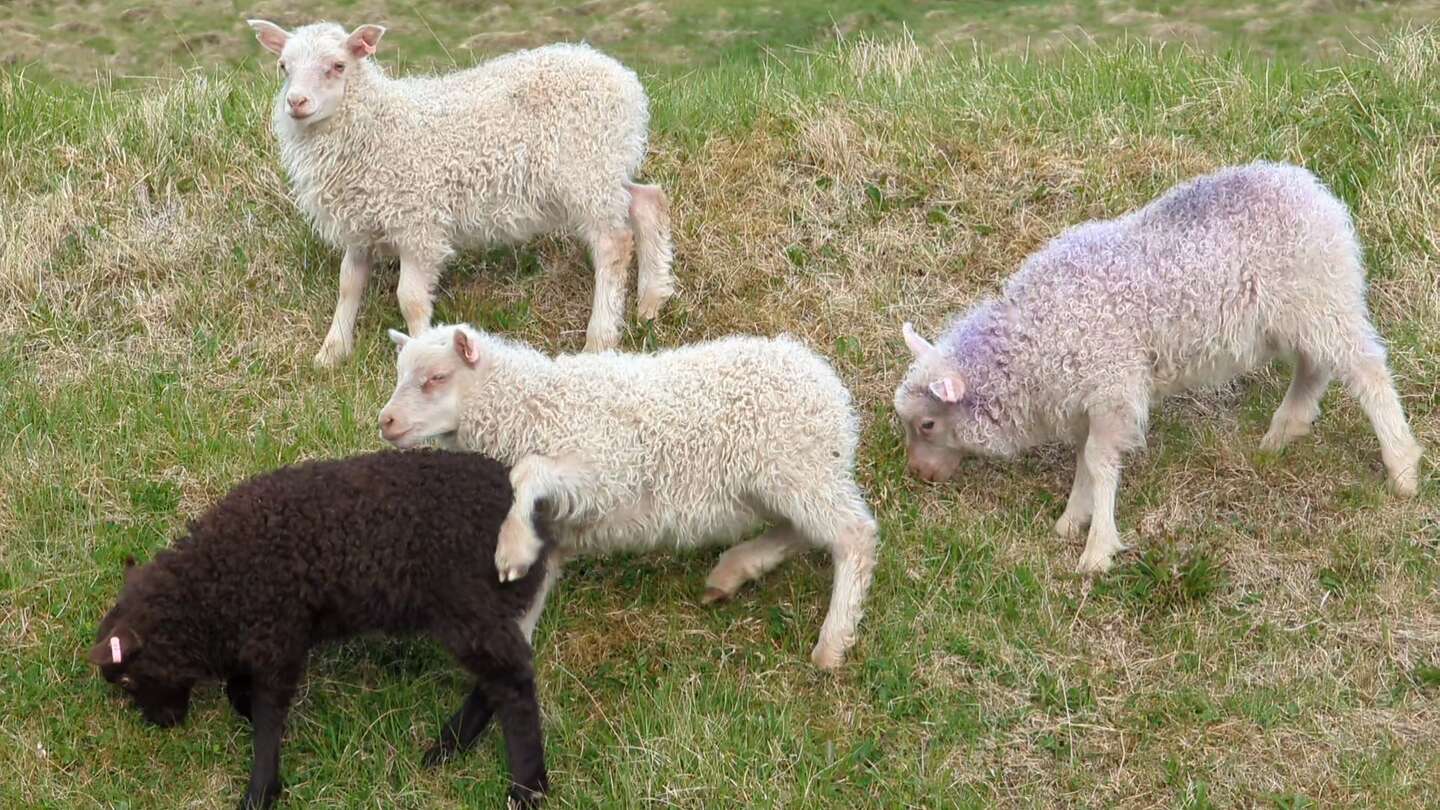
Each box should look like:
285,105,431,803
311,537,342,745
247,19,385,126
894,322,1006,482
379,324,486,448
90,563,194,728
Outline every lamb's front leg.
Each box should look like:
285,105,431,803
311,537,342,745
314,245,371,367
496,455,592,582
396,245,443,337
1055,442,1093,540
1075,410,1139,574
238,682,295,810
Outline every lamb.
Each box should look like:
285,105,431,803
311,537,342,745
89,449,553,809
894,161,1423,574
377,324,879,670
246,19,675,366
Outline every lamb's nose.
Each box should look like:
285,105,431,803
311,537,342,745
287,95,313,116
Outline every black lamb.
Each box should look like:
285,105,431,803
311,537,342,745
88,449,553,809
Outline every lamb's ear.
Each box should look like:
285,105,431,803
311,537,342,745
387,329,410,348
247,20,290,56
345,24,386,59
452,327,483,368
89,626,141,667
928,375,965,404
902,322,934,358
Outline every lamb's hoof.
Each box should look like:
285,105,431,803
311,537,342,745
509,772,547,801
422,743,454,769
582,330,619,353
1388,467,1420,498
1054,514,1088,540
495,554,535,583
313,337,350,368
810,642,845,671
1075,548,1117,575
237,781,282,810
701,586,732,605
496,519,542,582
636,290,670,321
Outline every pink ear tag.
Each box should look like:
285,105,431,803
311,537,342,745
110,636,123,664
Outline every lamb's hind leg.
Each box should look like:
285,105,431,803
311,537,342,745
1261,350,1332,451
702,525,808,604
583,226,634,352
627,183,675,321
782,488,878,670
1336,336,1423,496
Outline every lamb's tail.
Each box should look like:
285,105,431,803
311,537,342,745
627,182,675,321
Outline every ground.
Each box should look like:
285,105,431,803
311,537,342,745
1,3,1438,809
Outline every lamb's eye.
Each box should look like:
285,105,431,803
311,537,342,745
430,373,448,384
333,62,346,73
278,60,287,73
118,675,134,688
920,419,936,432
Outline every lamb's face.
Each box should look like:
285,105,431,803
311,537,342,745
894,376,968,482
91,619,193,728
379,325,478,448
893,322,996,482
248,20,385,126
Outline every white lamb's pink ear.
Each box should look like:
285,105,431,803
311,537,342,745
452,328,482,367
902,322,934,358
345,24,386,59
247,20,290,56
928,375,964,403
387,329,410,348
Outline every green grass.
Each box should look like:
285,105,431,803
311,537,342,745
3,0,1439,82
4,4,1440,809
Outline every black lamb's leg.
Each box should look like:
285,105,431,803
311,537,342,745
238,682,294,810
423,685,495,767
445,623,548,806
226,674,254,722
491,673,548,808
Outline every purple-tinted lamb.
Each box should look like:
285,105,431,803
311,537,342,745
89,449,553,809
894,162,1423,573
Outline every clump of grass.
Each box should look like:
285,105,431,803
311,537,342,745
1095,545,1228,616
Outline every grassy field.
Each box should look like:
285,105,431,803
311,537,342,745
3,3,1439,809
4,0,1440,80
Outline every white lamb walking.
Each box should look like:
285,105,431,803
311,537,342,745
247,20,674,365
895,161,1423,573
377,325,878,669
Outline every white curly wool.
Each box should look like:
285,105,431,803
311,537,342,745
251,21,674,365
379,325,878,669
895,161,1423,572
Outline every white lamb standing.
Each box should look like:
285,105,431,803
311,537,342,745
378,324,879,670
247,20,674,365
895,161,1423,573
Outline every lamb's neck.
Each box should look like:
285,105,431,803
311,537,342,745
276,63,403,203
147,550,233,679
944,301,1016,397
945,302,1036,453
457,347,564,463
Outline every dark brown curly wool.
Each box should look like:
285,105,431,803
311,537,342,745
89,449,552,810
